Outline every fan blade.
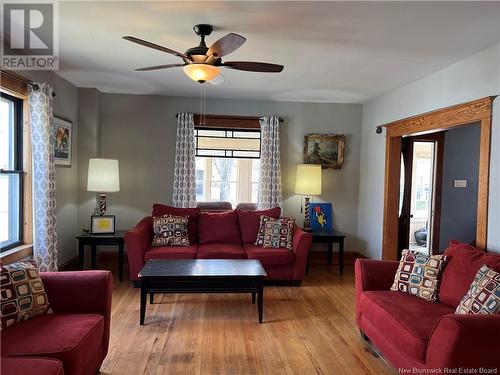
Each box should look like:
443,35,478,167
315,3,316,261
223,61,284,73
135,63,185,71
207,33,246,58
123,36,192,61
209,73,225,85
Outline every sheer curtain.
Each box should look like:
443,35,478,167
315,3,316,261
29,83,58,271
172,113,197,207
258,116,283,209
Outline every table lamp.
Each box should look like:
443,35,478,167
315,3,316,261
295,164,322,230
87,158,120,215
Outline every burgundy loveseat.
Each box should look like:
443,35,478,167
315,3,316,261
1,271,112,375
355,241,500,371
125,204,312,285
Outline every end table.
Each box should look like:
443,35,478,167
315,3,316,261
76,230,126,281
305,229,346,275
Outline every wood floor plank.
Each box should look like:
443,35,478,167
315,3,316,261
98,263,395,375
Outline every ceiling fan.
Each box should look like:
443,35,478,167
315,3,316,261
123,24,284,84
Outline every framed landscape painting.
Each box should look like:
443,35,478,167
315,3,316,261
303,133,345,169
53,116,72,166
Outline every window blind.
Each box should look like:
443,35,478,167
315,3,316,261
195,128,261,159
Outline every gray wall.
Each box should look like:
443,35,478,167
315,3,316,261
77,88,102,232
357,43,500,258
20,70,79,266
100,94,363,250
439,125,480,250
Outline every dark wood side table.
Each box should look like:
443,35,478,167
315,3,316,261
76,230,126,281
305,230,346,275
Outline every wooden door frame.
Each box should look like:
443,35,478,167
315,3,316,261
382,96,496,260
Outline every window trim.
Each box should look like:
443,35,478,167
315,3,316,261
1,92,24,252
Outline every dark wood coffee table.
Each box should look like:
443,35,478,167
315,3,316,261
138,259,267,324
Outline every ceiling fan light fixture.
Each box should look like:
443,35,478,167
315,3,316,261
183,64,220,83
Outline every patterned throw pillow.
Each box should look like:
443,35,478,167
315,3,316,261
1,260,52,329
255,216,295,250
455,265,500,315
152,215,190,247
390,249,448,302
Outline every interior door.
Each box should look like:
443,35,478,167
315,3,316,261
398,133,444,257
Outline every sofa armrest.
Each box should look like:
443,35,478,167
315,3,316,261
40,270,112,356
427,314,500,369
125,216,153,282
291,226,312,281
355,259,399,293
355,259,398,325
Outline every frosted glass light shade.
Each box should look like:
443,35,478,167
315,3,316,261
183,64,220,83
295,164,322,195
87,159,120,192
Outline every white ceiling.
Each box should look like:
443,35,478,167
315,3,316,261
56,1,500,103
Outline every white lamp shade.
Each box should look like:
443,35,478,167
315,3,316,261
295,164,322,195
87,159,120,192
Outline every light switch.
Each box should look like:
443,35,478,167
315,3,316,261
454,179,467,188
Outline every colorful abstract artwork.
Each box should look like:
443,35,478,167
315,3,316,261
309,203,333,232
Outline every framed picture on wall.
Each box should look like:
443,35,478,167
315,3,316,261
303,133,345,169
53,116,72,166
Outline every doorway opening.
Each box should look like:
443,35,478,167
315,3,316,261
382,97,494,260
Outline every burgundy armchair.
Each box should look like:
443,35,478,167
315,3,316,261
1,270,112,375
355,246,500,372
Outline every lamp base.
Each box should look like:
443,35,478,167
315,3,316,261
98,194,107,215
303,196,311,230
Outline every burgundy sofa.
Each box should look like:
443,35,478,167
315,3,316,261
355,241,500,372
125,204,312,285
1,271,112,375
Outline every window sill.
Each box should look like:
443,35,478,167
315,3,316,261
0,244,33,264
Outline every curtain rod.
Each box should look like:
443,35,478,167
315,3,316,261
1,70,57,97
175,113,284,123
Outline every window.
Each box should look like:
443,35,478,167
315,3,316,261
195,158,260,206
194,126,261,207
0,93,24,251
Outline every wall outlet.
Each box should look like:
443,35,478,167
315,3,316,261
454,179,467,188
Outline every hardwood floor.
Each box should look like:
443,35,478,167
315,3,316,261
99,261,394,375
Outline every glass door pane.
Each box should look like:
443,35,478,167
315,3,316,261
409,142,435,254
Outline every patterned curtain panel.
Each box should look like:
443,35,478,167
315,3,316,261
258,116,283,209
172,113,197,208
29,83,58,271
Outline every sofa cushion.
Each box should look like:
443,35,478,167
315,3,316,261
1,313,104,375
197,243,246,259
198,210,242,244
1,260,52,329
455,265,500,315
359,291,455,362
238,207,281,244
390,249,448,302
255,216,295,250
439,241,500,307
145,244,197,260
152,215,190,247
244,244,294,266
152,204,200,243
1,357,64,375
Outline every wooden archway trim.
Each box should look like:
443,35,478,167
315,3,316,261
382,96,496,260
